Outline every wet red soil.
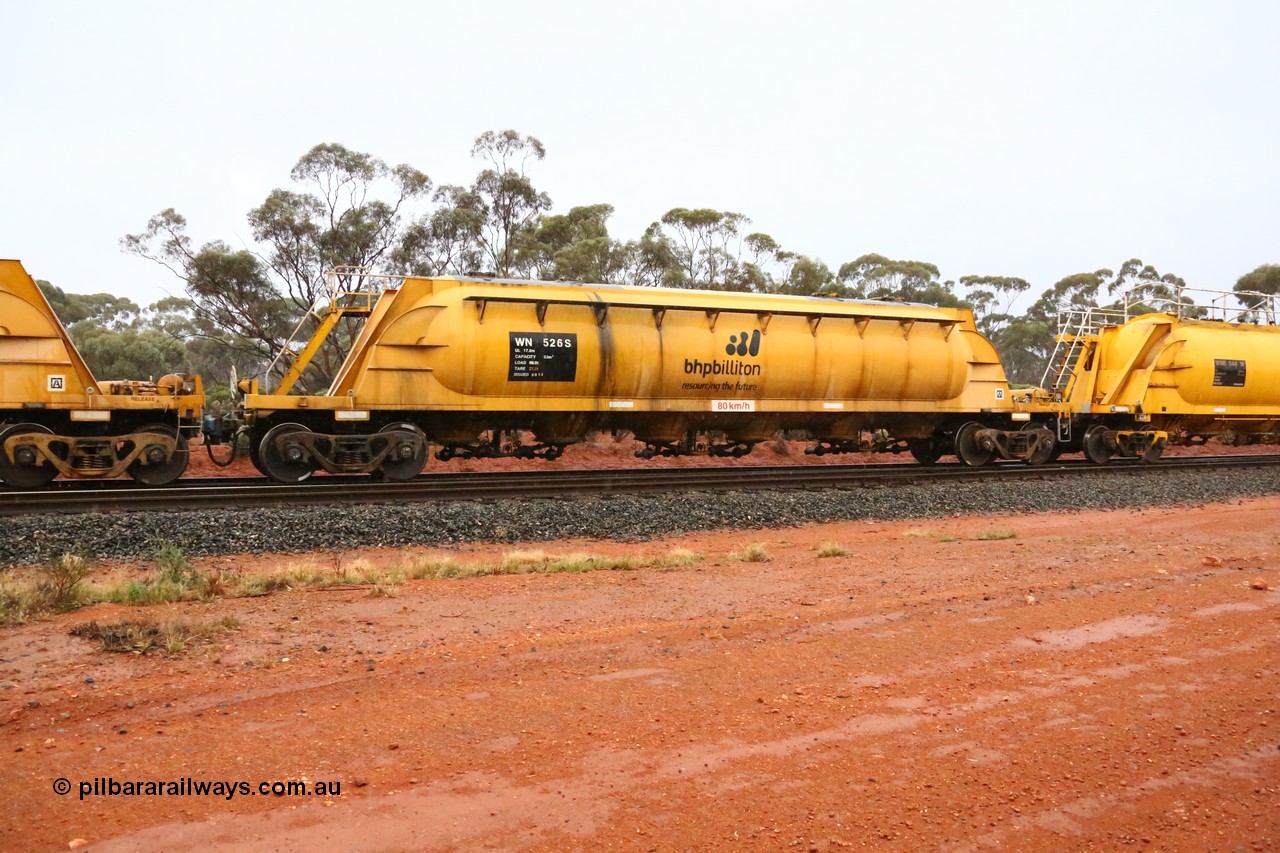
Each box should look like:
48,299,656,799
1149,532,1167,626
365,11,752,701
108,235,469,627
1,497,1277,850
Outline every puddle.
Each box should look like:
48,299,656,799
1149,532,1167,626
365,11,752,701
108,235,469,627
827,612,906,632
1015,615,1168,650
1191,602,1263,618
589,667,669,682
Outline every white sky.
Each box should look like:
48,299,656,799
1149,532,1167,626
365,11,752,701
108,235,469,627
3,0,1277,308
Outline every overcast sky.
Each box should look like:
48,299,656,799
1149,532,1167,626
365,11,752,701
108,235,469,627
3,1,1277,309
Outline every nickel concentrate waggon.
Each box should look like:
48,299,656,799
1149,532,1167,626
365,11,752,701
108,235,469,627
0,259,203,488
1,258,1277,487
210,268,1280,483
218,268,1032,483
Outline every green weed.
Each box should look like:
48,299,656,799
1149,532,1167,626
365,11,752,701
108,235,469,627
38,553,93,612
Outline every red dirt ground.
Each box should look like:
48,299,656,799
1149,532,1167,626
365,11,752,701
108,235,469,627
1,497,1277,850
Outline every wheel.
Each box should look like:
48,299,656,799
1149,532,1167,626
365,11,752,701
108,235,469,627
1022,425,1056,466
378,423,427,481
126,424,189,485
954,422,993,468
259,423,315,483
1082,424,1113,465
1141,436,1166,463
908,437,944,465
248,436,268,476
0,423,58,488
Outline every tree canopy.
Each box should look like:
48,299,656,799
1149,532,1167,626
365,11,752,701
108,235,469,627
80,131,1274,393
1236,264,1280,297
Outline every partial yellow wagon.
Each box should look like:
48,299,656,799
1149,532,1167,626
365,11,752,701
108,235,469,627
0,260,203,487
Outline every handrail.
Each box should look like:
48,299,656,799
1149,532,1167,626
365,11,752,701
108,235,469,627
1119,285,1278,324
262,267,405,388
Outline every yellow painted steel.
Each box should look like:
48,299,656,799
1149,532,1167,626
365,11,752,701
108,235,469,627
0,259,205,421
0,259,98,408
268,288,381,396
273,308,347,396
1064,312,1280,432
248,275,1013,422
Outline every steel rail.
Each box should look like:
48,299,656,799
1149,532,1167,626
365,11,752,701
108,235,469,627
2,454,1279,517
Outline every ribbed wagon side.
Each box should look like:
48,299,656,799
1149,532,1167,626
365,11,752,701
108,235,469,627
233,272,1053,482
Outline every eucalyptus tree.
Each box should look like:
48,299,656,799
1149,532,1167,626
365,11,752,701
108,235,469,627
390,184,487,277
1234,264,1280,321
468,130,552,277
960,276,1030,329
836,253,963,306
70,324,190,383
635,208,752,290
36,282,140,329
124,144,432,389
1108,258,1200,317
956,275,1035,383
520,203,631,283
1236,263,1280,295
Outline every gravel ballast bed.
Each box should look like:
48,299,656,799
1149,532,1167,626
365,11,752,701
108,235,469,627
4,467,1280,566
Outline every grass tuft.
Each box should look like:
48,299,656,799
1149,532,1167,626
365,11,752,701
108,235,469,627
973,529,1017,541
70,616,240,655
903,529,958,543
234,574,292,597
656,548,702,569
95,574,207,605
731,543,770,563
814,541,850,558
395,548,700,580
402,555,463,580
152,538,197,586
366,582,399,598
38,553,93,612
0,579,44,626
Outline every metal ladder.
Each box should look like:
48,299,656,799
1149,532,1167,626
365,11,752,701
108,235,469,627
1039,307,1122,400
264,267,403,394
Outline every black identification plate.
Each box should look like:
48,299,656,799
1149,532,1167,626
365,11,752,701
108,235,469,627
508,332,578,382
1212,358,1246,387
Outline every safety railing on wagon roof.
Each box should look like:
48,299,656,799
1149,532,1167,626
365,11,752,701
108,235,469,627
263,267,407,389
324,266,406,305
1118,285,1279,325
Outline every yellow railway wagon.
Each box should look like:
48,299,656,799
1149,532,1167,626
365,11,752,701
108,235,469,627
238,273,1050,482
1058,312,1280,462
0,260,203,487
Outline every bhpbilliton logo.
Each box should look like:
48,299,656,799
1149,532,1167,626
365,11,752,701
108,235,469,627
684,329,763,378
725,330,761,357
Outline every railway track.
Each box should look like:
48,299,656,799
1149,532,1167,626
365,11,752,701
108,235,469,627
3,454,1280,517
